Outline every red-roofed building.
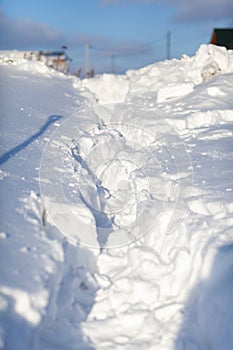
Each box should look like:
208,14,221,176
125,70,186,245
210,28,233,50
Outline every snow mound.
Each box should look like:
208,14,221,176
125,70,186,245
81,73,129,104
0,50,68,77
126,44,233,105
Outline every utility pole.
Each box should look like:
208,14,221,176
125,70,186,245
111,54,115,74
166,31,171,60
85,43,89,78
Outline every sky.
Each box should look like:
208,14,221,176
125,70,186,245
0,0,232,75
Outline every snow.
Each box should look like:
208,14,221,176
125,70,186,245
0,44,233,350
81,74,129,104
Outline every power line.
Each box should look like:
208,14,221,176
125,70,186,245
71,31,207,75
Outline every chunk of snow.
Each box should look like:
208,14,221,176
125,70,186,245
157,82,194,102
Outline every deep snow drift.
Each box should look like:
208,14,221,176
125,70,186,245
0,45,233,350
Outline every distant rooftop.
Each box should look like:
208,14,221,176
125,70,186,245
210,28,233,50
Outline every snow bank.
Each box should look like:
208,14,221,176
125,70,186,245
0,45,233,350
81,73,129,104
126,44,233,105
0,50,73,77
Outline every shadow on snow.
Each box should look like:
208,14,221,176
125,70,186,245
0,115,62,166
175,242,233,350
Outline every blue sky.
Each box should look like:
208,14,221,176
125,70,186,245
0,0,232,74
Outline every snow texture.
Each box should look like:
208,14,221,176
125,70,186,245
0,44,233,350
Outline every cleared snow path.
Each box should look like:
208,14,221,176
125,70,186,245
0,45,233,350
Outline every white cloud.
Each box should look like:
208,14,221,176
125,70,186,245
100,0,233,22
173,0,233,21
0,9,151,59
0,10,68,50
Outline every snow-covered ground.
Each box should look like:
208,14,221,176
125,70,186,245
0,45,233,350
